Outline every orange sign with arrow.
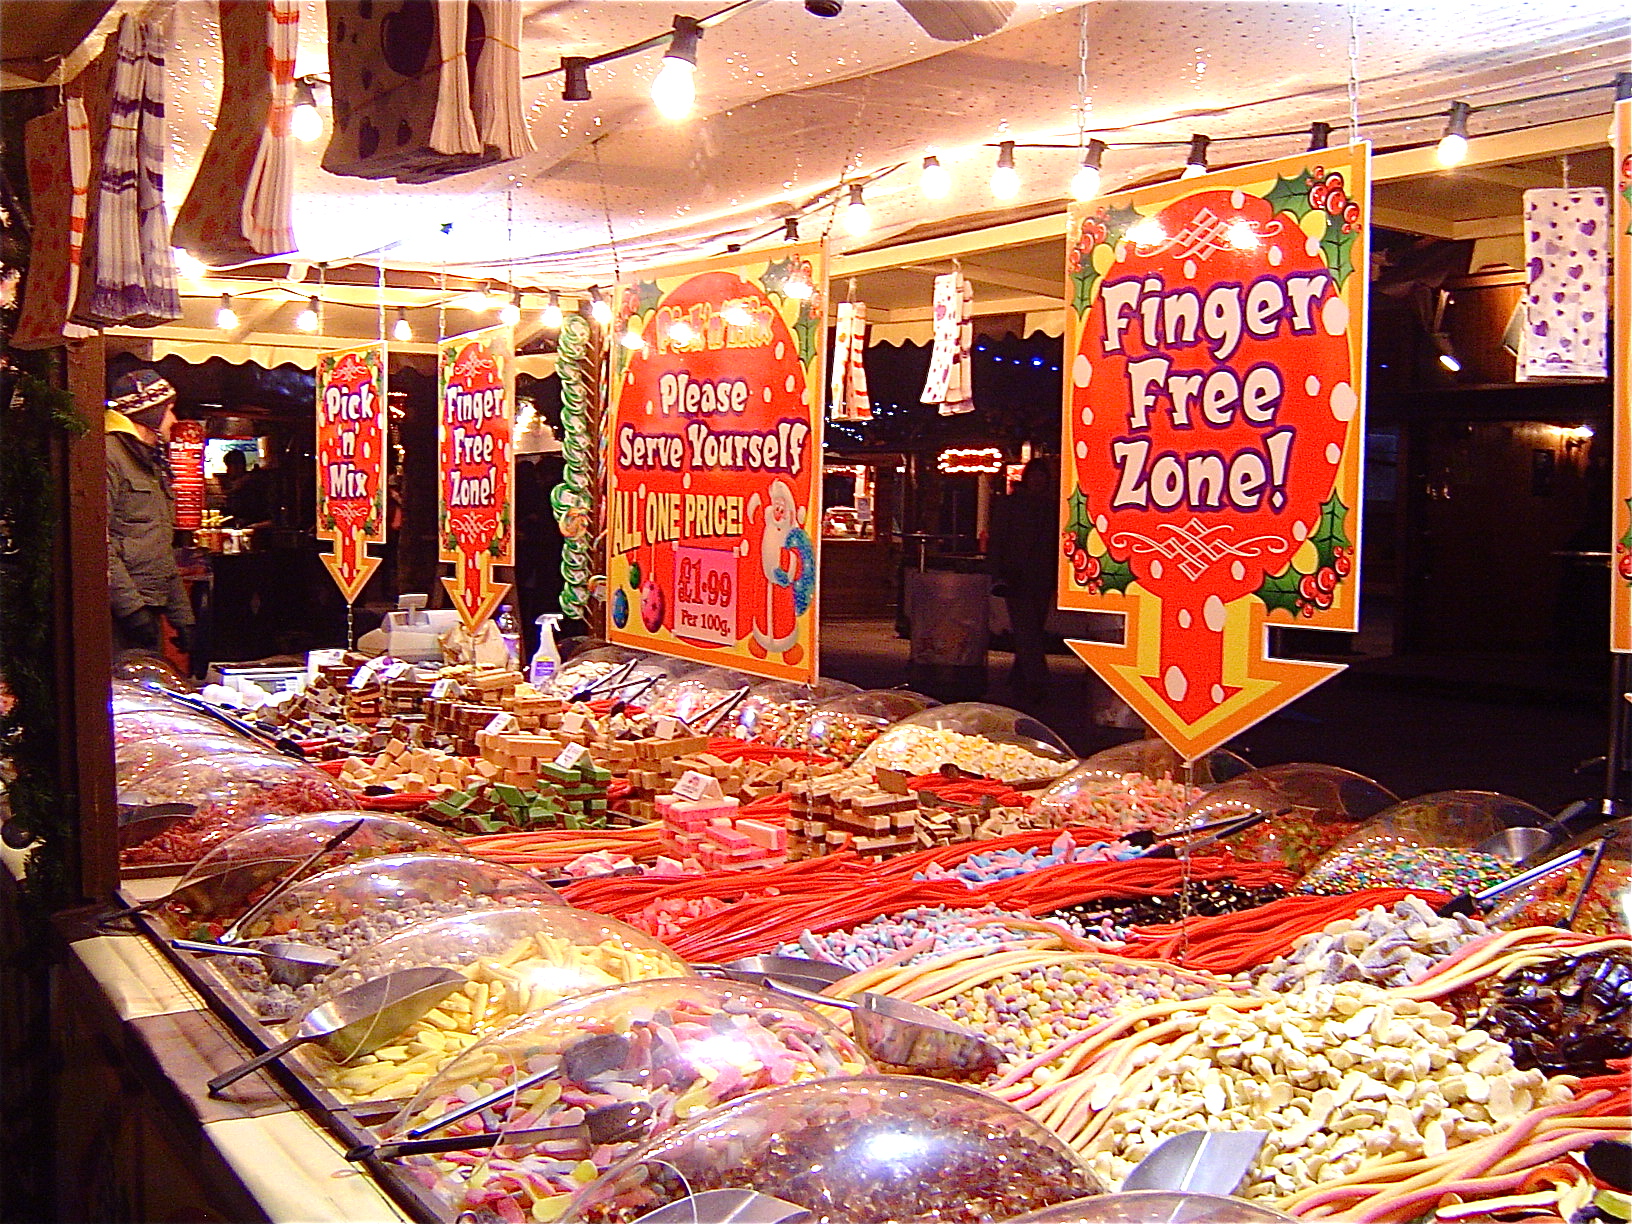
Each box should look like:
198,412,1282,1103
1060,144,1371,761
315,343,387,603
438,325,515,629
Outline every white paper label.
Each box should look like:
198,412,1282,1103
430,678,459,700
382,661,413,681
673,770,722,802
559,710,589,734
554,742,589,770
654,716,680,740
484,712,520,735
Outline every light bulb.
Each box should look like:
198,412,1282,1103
652,58,695,120
499,294,521,326
1181,162,1206,180
921,155,949,200
392,309,412,342
589,288,612,326
541,291,563,330
1071,139,1107,202
294,296,319,332
292,102,323,143
991,141,1018,200
844,184,870,236
174,249,207,279
215,294,237,330
1181,133,1210,179
1437,101,1471,167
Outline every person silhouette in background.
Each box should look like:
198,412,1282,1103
988,455,1059,703
106,370,194,655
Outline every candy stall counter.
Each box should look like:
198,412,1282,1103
153,811,464,939
377,978,872,1222
856,703,1076,784
1178,763,1399,875
729,677,861,747
561,1075,1106,1224
1486,818,1630,936
290,907,694,1105
119,752,353,869
1010,1192,1298,1223
778,688,938,764
1298,789,1557,896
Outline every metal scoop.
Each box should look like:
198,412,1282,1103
219,817,365,943
1122,1130,1268,1196
1437,840,1600,918
206,965,465,1095
351,1100,654,1161
694,954,852,995
759,979,1003,1078
169,938,341,987
1477,826,1552,862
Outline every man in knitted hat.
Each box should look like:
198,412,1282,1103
106,369,194,655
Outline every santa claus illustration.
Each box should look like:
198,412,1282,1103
748,479,815,662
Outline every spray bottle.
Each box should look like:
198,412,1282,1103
530,613,564,688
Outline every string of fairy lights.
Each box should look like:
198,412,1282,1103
182,3,1632,347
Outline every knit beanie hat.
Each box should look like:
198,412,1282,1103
109,370,176,429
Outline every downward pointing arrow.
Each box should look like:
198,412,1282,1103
1067,587,1344,762
320,531,381,605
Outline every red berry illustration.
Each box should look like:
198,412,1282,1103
1619,553,1632,581
1335,552,1352,577
1315,567,1336,594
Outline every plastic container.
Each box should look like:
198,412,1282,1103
295,907,694,1104
152,811,463,939
855,702,1076,783
641,666,756,725
530,613,565,689
381,978,872,1220
112,706,233,746
115,730,244,789
1298,789,1555,896
563,1075,1104,1223
1178,763,1399,875
1009,1191,1296,1223
780,688,940,764
729,678,862,746
1033,742,1249,833
1482,817,1629,936
545,647,642,701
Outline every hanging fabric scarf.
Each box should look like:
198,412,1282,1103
132,12,180,324
176,0,300,263
12,100,94,349
1519,187,1609,380
923,271,974,414
470,0,534,158
830,301,872,421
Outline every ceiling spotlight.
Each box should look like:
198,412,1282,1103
1431,332,1461,372
921,154,949,200
1071,138,1107,202
499,291,521,326
1436,101,1470,167
1307,121,1332,152
292,78,324,143
844,183,870,236
294,296,320,332
562,56,591,102
1181,134,1210,179
392,308,412,342
589,286,612,326
215,293,237,330
783,216,800,242
620,318,646,351
652,15,702,121
990,141,1019,200
541,290,563,330
174,248,207,279
804,0,843,15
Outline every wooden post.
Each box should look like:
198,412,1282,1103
61,335,115,901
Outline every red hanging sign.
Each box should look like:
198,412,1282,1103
438,325,514,629
315,343,388,603
168,419,206,532
605,244,826,682
1060,145,1371,760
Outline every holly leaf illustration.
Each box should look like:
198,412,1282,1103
1256,564,1304,617
1620,499,1632,552
1066,487,1093,538
1096,549,1136,595
1071,268,1099,316
793,302,819,366
1104,203,1144,246
1310,490,1351,571
761,257,797,297
633,279,663,316
1265,169,1317,220
1321,214,1357,286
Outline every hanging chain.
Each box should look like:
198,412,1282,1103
1076,3,1091,149
593,139,621,285
1176,756,1196,965
822,73,875,241
1346,1,1362,142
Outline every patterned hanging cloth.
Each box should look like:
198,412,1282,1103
922,271,974,414
132,11,180,324
12,99,95,348
1518,187,1609,380
177,0,300,262
830,300,872,421
470,0,534,158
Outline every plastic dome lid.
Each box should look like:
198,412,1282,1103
643,667,757,723
1008,1191,1297,1223
294,907,693,1105
1485,816,1630,936
115,730,244,788
856,702,1076,783
562,1075,1104,1223
383,979,873,1220
1081,739,1252,786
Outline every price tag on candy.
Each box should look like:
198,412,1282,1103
654,716,680,740
382,661,413,681
673,769,724,801
560,710,589,734
349,658,388,690
430,678,460,700
484,712,520,735
554,742,589,770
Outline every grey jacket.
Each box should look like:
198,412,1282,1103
106,418,193,626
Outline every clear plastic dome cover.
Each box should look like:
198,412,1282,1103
111,656,194,689
856,702,1076,783
563,1075,1104,1224
1485,817,1630,937
112,706,233,745
1009,1191,1297,1223
153,812,463,938
116,730,245,788
384,978,872,1221
294,907,694,1104
1033,744,1249,834
1300,789,1557,895
1177,763,1399,875
643,666,757,724
729,678,862,746
762,687,928,762
546,647,644,701
1082,740,1252,786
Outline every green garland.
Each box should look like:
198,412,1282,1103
0,369,85,910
